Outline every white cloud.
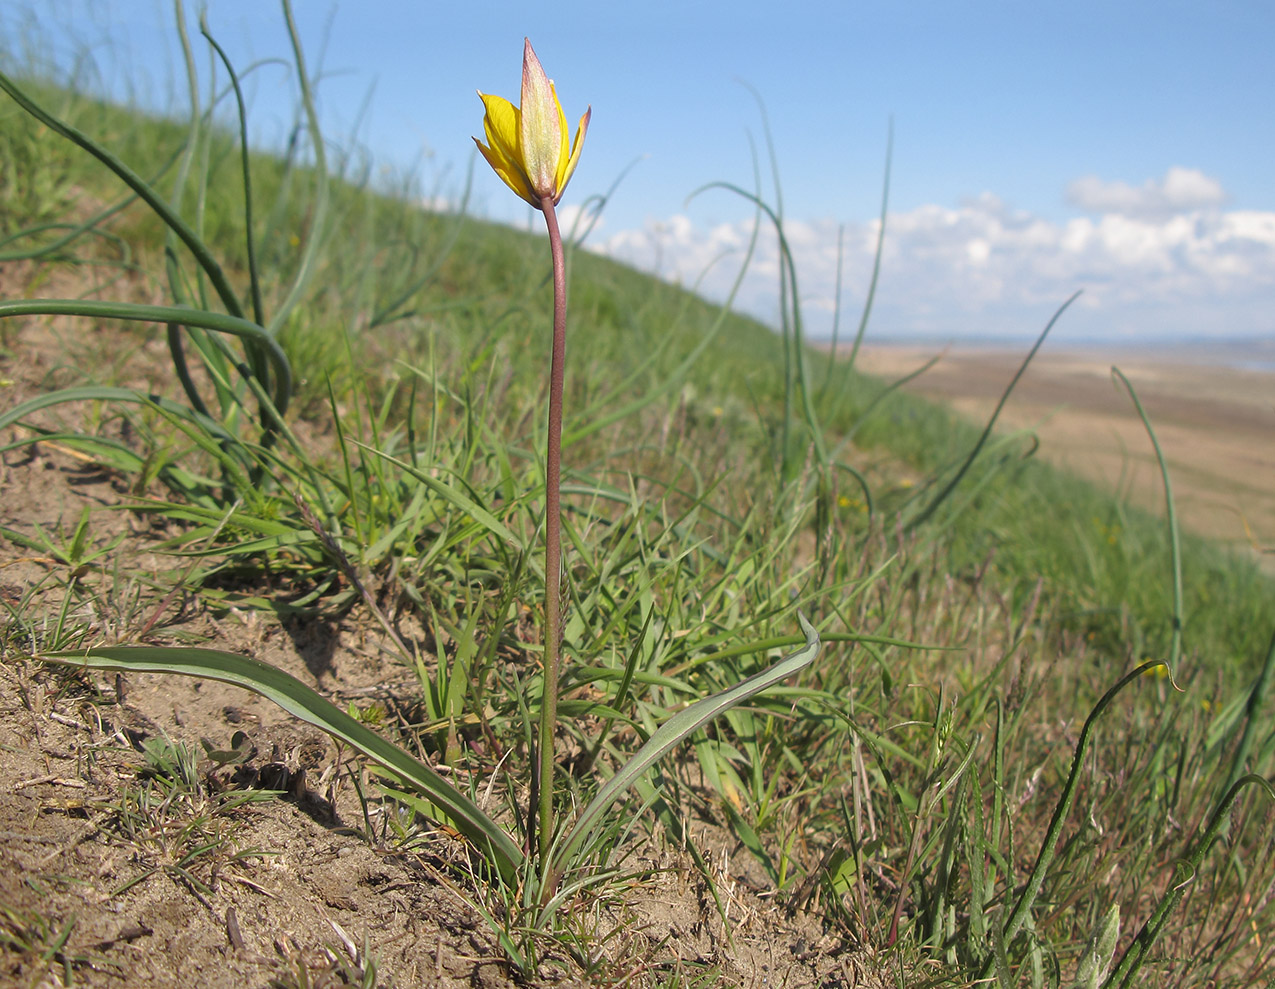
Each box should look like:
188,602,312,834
418,194,459,214
589,169,1275,342
1066,167,1226,218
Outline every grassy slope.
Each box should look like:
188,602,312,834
7,74,1268,669
3,57,1275,988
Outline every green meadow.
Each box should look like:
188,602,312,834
0,11,1272,987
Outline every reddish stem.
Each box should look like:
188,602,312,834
536,195,568,867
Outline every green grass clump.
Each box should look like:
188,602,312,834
1,7,1273,986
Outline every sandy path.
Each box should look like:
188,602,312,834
848,344,1275,571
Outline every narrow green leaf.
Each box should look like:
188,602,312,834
0,69,245,320
0,300,291,414
548,613,821,884
994,660,1169,964
1106,774,1275,989
39,645,524,880
910,290,1080,530
0,385,234,440
351,440,522,550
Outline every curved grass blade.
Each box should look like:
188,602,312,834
546,612,821,893
350,440,522,551
819,119,893,407
842,118,892,376
0,431,146,474
0,300,291,416
910,290,1080,530
0,185,150,263
692,180,828,474
839,351,942,450
1221,628,1275,801
0,69,245,321
563,174,764,449
0,382,304,500
0,385,236,442
1105,773,1275,988
988,659,1169,972
265,0,330,338
38,645,524,880
198,13,265,327
1111,367,1182,669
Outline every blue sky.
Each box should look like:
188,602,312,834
12,1,1275,345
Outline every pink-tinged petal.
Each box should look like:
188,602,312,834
518,39,562,200
557,106,592,202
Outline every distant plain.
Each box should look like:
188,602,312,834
850,342,1275,572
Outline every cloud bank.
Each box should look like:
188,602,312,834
589,168,1275,343
1065,167,1227,218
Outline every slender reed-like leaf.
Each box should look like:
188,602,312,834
0,299,291,414
264,0,329,337
0,68,245,320
1219,625,1275,805
198,12,264,327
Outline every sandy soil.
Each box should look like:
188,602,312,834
848,343,1275,573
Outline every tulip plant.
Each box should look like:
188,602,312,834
12,28,821,921
473,38,591,865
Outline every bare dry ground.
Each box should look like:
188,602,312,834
850,342,1275,573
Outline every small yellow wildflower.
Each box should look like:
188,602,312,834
474,39,591,208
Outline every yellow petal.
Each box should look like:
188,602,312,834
474,40,589,209
552,83,570,196
478,92,520,165
557,106,592,203
473,137,537,206
475,92,537,205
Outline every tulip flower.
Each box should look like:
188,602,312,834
475,39,590,871
474,39,591,209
